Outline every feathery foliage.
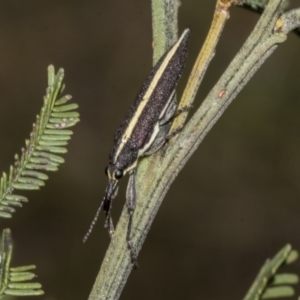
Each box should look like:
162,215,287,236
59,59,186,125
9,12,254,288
0,229,44,297
243,245,299,300
0,65,79,218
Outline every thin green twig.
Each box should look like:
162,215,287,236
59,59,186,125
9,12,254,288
88,1,300,299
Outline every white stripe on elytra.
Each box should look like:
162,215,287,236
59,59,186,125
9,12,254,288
113,29,189,163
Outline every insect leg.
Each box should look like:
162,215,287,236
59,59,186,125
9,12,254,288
103,203,114,237
173,104,193,117
144,94,177,155
126,171,138,267
145,103,194,156
159,95,177,126
159,91,194,125
104,214,114,237
144,129,167,155
103,186,118,237
164,103,194,140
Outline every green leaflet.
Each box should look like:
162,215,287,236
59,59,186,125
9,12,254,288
55,94,72,105
46,118,80,129
272,274,299,285
51,111,80,118
44,129,73,135
4,289,44,296
10,273,36,282
35,146,68,154
49,117,67,123
29,156,60,166
0,230,44,296
12,183,40,190
1,200,22,207
17,177,45,187
286,250,298,264
41,135,71,141
32,152,65,163
21,171,49,180
38,140,68,146
243,245,299,300
262,286,294,298
10,273,36,281
10,266,36,272
53,103,78,112
8,283,42,290
0,65,80,218
0,206,15,213
25,163,59,171
0,211,12,218
4,195,28,202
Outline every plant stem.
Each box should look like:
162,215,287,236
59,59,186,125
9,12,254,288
170,0,234,137
88,0,178,299
88,1,300,299
151,0,179,64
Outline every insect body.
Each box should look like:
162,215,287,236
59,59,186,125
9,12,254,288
84,28,191,263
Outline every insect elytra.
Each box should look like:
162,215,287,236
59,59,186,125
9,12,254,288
84,28,191,264
110,28,190,172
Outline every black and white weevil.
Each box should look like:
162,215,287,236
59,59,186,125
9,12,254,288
84,28,191,264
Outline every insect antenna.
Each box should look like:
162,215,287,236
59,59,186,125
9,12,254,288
83,200,104,243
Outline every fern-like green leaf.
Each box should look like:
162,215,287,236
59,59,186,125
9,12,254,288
0,65,80,218
243,244,299,300
0,229,44,297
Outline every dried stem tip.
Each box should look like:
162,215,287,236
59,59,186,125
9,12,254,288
218,0,242,10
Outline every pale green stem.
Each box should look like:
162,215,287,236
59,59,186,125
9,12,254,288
88,1,300,299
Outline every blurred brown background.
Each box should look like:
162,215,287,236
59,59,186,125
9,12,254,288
0,1,300,299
